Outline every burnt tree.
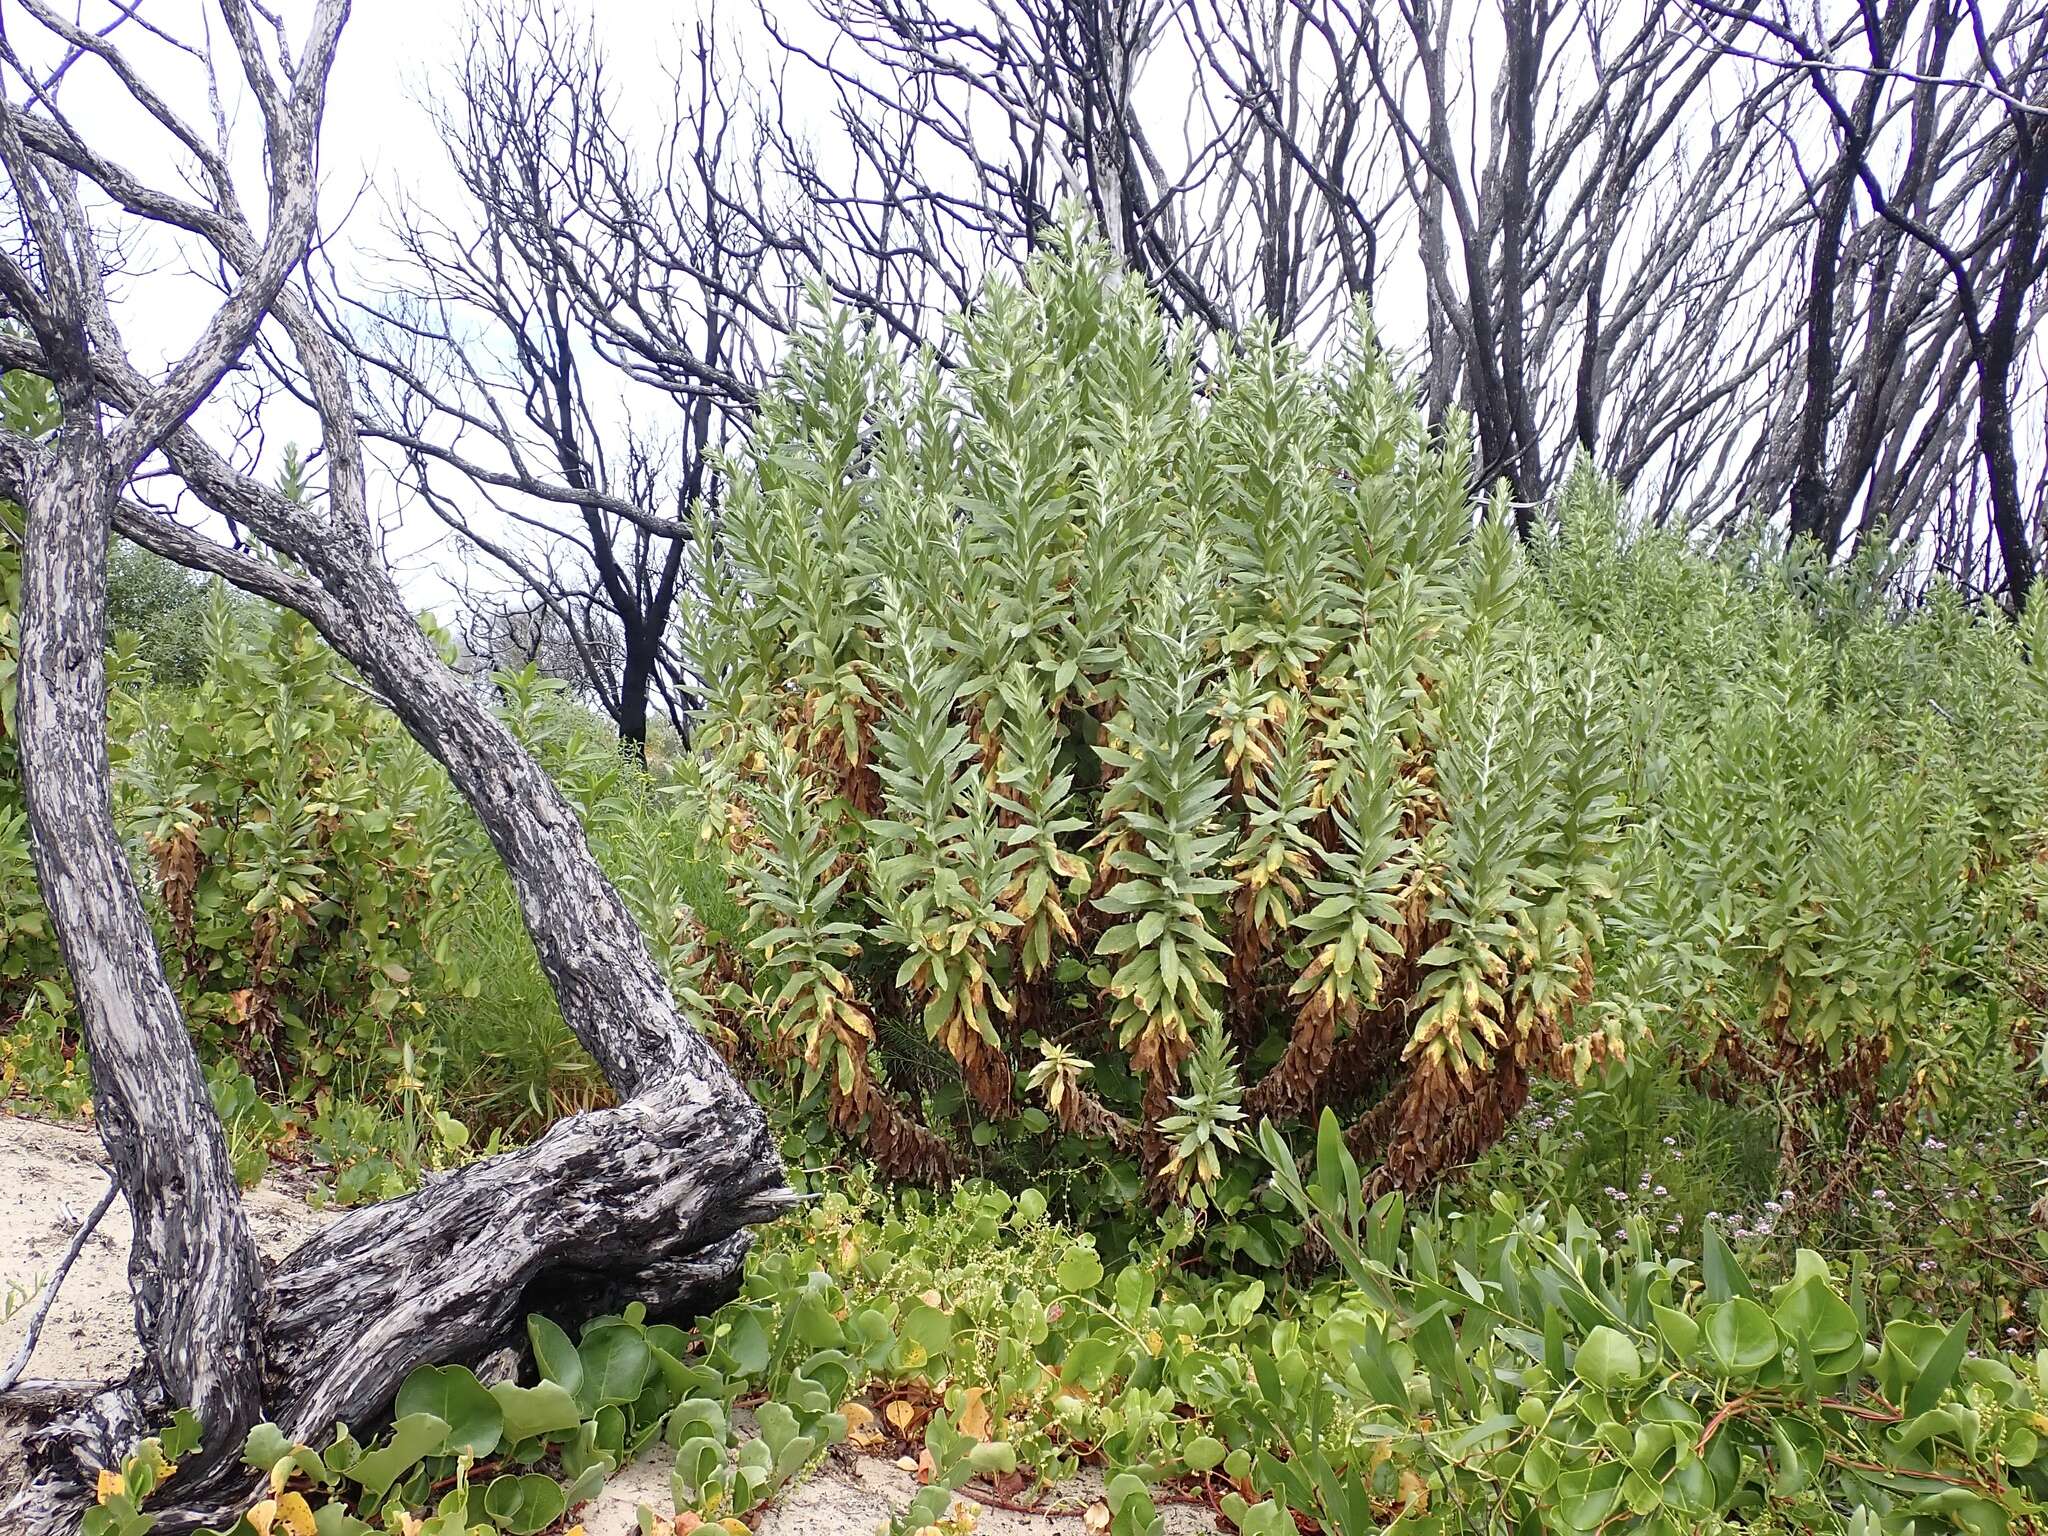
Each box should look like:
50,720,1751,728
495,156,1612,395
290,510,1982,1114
0,5,785,1530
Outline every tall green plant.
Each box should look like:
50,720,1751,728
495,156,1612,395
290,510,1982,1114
682,233,1628,1218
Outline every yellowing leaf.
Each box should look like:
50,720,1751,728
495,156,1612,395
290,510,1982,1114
843,1400,884,1449
275,1492,318,1536
885,1399,918,1433
96,1470,126,1505
1397,1467,1429,1512
957,1387,992,1443
244,1499,278,1536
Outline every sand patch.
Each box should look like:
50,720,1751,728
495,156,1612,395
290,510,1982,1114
0,1114,1213,1534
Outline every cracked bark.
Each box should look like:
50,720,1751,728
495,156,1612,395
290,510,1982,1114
2,430,790,1531
4,440,793,1534
0,5,788,1517
9,425,270,1498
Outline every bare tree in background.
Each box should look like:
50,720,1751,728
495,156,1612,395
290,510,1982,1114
334,3,784,754
776,0,2044,588
1696,0,2047,602
768,0,1809,530
764,0,1405,345
1344,0,1810,527
0,5,782,1527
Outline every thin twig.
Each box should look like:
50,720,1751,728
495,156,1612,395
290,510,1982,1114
0,1174,121,1394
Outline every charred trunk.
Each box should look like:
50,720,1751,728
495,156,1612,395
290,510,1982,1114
4,453,787,1536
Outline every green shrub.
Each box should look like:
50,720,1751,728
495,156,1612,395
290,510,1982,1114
1530,477,2048,1189
114,592,473,1100
2,375,732,1191
1256,1113,2048,1535
681,233,1630,1237
120,1145,2048,1536
106,540,236,687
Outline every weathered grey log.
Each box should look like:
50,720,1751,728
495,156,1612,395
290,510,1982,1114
0,5,792,1530
259,1079,791,1440
0,402,792,1529
9,431,269,1486
7,1083,791,1533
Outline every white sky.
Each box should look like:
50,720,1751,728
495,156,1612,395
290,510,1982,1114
17,0,815,613
15,0,2038,614
319,0,734,605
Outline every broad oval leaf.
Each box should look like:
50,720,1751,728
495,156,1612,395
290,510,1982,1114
527,1314,584,1403
395,1363,502,1459
579,1322,653,1408
1702,1298,1780,1378
1574,1326,1644,1392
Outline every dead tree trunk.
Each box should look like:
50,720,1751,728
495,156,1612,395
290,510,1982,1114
9,425,270,1491
0,7,790,1531
2,413,795,1536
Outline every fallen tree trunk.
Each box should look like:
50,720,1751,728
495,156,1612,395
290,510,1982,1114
0,10,792,1528
1,434,794,1533
6,1078,791,1533
3,461,797,1532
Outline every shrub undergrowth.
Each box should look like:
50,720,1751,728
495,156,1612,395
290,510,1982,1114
7,239,2048,1533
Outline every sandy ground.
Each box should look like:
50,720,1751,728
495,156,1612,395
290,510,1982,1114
0,1114,1214,1535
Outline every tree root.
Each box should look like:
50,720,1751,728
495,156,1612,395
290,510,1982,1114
1,1077,794,1535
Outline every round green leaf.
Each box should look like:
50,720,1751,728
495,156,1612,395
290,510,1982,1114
967,1440,1017,1475
1056,1247,1104,1293
1702,1299,1780,1378
483,1472,568,1536
579,1323,653,1408
488,1380,582,1448
1575,1326,1644,1392
395,1363,502,1459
